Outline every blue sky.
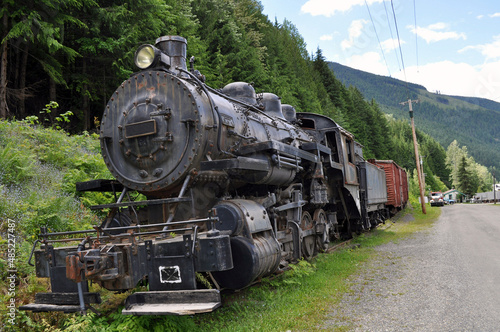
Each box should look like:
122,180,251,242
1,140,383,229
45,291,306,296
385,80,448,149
259,0,500,101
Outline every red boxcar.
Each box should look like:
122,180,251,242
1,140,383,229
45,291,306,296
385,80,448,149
368,160,408,212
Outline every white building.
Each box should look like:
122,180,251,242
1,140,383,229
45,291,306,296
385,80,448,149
443,189,462,203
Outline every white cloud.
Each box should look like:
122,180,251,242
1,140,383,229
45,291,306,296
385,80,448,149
345,52,388,75
320,34,334,41
477,15,484,19
459,35,500,59
301,0,385,17
393,61,477,96
427,22,448,30
392,60,500,100
341,19,368,50
489,13,500,18
380,38,404,52
409,23,466,43
342,48,500,99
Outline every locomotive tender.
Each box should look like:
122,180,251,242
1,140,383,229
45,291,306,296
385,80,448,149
21,36,407,315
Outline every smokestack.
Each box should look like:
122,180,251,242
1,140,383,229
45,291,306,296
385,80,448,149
155,36,187,75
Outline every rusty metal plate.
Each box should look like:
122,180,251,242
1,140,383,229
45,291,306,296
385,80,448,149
125,119,157,138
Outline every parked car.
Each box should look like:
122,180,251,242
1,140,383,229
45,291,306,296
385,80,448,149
430,192,445,206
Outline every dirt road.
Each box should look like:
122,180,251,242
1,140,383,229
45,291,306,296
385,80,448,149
325,204,500,331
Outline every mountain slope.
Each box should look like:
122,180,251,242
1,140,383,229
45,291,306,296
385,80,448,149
328,62,500,172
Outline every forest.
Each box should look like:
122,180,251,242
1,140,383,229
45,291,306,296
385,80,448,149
2,0,496,201
1,0,494,196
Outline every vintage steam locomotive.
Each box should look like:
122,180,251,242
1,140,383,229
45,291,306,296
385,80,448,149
21,36,408,315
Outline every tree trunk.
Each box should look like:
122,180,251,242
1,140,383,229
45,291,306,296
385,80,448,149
19,42,30,118
0,13,9,118
49,77,57,102
82,58,90,131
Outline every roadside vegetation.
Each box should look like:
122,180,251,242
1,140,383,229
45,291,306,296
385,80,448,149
0,119,112,331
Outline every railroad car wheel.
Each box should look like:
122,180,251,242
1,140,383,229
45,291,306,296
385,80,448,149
313,209,329,252
300,211,316,260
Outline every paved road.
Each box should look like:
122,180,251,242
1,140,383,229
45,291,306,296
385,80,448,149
325,204,500,331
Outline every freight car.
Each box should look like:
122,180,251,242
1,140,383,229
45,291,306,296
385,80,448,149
368,160,408,213
21,36,408,316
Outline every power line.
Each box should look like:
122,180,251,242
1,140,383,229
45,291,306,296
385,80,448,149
383,0,401,72
413,0,419,73
364,0,391,77
390,0,409,99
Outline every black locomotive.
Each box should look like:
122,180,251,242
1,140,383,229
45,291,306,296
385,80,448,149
21,36,407,315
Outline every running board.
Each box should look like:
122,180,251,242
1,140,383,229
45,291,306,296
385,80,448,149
19,292,101,313
122,289,221,315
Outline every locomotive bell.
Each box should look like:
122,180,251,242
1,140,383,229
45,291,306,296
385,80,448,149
282,104,297,123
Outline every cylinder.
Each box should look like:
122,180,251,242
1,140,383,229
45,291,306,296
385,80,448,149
210,234,280,289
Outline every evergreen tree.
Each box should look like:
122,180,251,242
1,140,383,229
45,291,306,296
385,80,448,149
0,0,86,118
457,156,477,197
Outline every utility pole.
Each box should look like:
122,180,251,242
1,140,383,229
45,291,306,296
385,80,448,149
420,155,426,191
494,171,496,205
400,99,427,214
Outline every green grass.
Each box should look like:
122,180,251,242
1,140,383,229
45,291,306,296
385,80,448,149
0,120,113,332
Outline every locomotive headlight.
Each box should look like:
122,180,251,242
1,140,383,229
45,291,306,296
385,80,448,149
135,44,158,69
134,44,171,70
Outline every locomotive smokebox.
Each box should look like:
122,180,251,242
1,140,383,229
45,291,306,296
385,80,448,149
155,35,187,75
99,36,215,195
